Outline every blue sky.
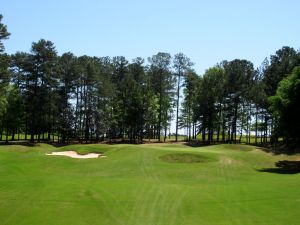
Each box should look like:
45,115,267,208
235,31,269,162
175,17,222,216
1,0,299,75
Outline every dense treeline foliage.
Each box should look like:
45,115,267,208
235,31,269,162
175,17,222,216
0,15,300,146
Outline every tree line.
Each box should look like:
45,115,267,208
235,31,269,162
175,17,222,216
0,15,299,146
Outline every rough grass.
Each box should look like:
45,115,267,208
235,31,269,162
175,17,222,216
0,143,300,225
160,153,214,163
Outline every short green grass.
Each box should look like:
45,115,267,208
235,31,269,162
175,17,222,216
0,143,299,225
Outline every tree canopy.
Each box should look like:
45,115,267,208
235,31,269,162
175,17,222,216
0,14,299,149
269,66,300,144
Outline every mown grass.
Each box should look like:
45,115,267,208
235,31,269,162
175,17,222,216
0,143,299,225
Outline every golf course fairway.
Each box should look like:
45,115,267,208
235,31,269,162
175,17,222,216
0,143,299,225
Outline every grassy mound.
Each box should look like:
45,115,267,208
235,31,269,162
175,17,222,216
220,144,255,151
160,153,212,163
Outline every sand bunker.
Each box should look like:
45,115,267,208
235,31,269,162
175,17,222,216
46,151,104,159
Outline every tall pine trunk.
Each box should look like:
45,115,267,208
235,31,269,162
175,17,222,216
255,107,258,145
175,73,180,142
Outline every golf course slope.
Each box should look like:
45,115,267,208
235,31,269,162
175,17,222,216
0,143,299,225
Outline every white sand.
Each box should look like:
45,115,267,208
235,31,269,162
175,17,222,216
46,151,104,159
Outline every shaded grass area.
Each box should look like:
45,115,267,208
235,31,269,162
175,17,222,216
0,143,300,225
259,160,300,174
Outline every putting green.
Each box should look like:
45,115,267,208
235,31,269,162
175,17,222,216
0,143,299,225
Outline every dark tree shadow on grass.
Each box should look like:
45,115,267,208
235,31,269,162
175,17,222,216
0,141,37,147
258,160,300,174
184,140,222,148
249,142,300,155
